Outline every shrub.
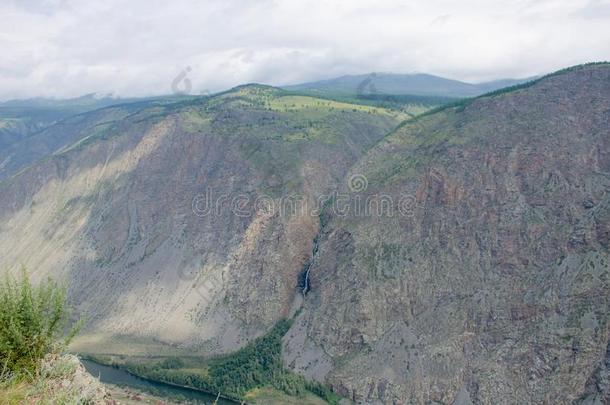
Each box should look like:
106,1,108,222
0,269,80,379
159,356,185,369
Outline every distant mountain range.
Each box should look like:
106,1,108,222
0,93,198,177
0,92,200,109
284,72,536,98
4,71,530,181
0,71,536,114
0,94,128,150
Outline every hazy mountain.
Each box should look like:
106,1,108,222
0,94,198,181
0,93,124,108
284,72,536,98
0,94,132,147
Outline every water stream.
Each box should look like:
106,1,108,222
81,359,238,405
301,235,320,295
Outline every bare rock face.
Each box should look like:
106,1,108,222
38,354,111,404
578,341,610,405
285,65,610,404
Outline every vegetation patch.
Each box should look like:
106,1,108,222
0,270,80,377
0,270,90,404
91,319,340,403
267,95,394,117
179,106,212,133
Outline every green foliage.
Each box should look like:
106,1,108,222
207,318,292,396
304,379,341,404
356,93,457,107
0,270,80,378
121,319,340,403
159,356,185,369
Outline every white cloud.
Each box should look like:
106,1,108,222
0,0,609,100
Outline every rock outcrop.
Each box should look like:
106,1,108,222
31,354,111,404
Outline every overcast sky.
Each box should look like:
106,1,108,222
1,0,609,100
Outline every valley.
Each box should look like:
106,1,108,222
0,63,608,404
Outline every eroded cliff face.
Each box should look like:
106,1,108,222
0,86,404,352
285,65,610,404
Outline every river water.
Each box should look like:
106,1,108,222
81,359,238,405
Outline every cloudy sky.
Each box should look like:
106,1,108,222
1,0,609,100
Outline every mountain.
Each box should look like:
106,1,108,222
283,63,610,403
284,72,535,99
0,64,608,404
0,94,198,181
0,94,131,147
0,85,406,355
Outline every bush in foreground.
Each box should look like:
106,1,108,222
0,269,80,379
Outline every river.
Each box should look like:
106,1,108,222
81,359,238,405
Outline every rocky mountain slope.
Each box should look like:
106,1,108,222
284,63,610,403
0,85,405,354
